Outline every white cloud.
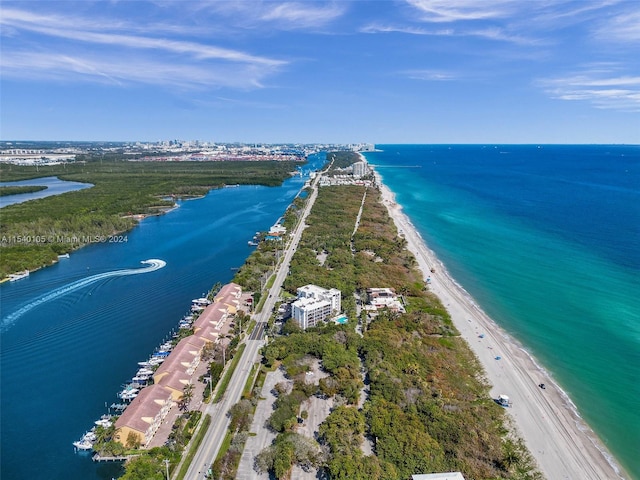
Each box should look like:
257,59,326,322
196,1,346,31
539,69,640,111
1,8,285,67
406,0,517,23
360,22,537,45
594,9,640,43
0,6,288,89
0,50,276,90
259,2,346,28
360,23,450,35
402,69,457,81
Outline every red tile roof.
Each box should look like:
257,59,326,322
115,385,172,435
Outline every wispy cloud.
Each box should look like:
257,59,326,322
0,7,287,89
259,2,346,28
402,69,458,81
393,0,634,48
198,1,346,31
1,51,272,90
360,22,538,45
1,8,285,66
594,9,640,43
406,0,517,23
538,67,640,111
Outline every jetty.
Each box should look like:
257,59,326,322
92,454,133,462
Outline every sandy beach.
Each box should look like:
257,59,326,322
373,168,627,480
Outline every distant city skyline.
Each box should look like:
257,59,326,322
1,1,638,144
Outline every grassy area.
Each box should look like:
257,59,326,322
242,362,259,399
175,414,212,480
246,320,257,336
214,430,234,464
213,343,247,403
254,293,268,314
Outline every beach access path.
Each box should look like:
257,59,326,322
373,167,627,480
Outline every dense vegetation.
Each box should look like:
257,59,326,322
0,159,303,277
326,151,363,170
256,180,541,479
0,185,47,196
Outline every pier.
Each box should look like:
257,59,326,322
92,454,132,462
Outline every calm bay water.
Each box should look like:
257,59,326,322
0,176,93,207
0,154,323,479
364,145,640,479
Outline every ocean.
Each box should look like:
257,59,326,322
364,145,640,479
0,153,324,480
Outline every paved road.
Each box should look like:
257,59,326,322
182,168,325,479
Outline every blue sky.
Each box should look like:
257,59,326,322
1,1,639,143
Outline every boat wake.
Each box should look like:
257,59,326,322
1,259,166,331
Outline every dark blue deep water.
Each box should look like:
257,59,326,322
364,145,640,478
0,154,324,479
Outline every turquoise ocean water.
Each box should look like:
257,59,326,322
0,154,324,479
364,145,639,479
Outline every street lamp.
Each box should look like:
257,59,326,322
163,458,170,479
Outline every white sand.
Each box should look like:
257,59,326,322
373,168,627,480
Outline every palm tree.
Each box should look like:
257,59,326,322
180,383,194,411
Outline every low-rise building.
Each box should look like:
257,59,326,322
214,282,242,314
193,304,227,333
366,287,405,313
114,385,173,447
153,337,202,383
112,281,243,448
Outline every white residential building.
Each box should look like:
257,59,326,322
352,160,368,178
292,284,341,330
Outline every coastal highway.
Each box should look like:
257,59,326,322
183,169,322,479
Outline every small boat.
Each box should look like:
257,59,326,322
58,253,70,259
73,429,97,451
248,241,259,246
8,270,29,281
192,298,210,306
73,439,94,451
94,415,113,428
95,419,112,428
110,403,127,412
118,386,139,400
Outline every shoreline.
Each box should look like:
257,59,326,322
371,164,628,479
